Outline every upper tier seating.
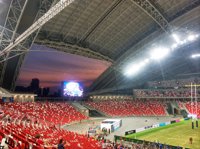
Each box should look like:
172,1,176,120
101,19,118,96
134,89,197,98
147,77,200,88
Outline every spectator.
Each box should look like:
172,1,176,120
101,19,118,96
58,139,65,149
189,137,193,144
0,135,8,149
35,134,44,146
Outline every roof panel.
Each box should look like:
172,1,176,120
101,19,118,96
42,0,114,40
69,0,114,39
153,0,198,19
42,0,89,35
86,1,154,58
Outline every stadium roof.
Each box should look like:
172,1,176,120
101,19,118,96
0,0,200,94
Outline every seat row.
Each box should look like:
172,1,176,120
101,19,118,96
1,102,88,125
86,99,167,116
0,121,101,149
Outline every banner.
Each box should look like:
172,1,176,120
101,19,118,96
136,127,145,133
159,123,166,127
152,124,159,128
170,120,176,124
125,130,136,135
165,121,170,125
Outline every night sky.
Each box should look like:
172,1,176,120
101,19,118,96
16,44,111,91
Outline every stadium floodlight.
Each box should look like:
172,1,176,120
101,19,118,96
179,39,187,45
171,33,199,51
150,47,170,61
187,34,199,41
124,59,149,76
191,53,200,58
124,64,139,76
144,58,150,64
138,60,148,67
172,33,180,43
171,43,178,50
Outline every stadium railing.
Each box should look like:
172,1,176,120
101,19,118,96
114,135,187,149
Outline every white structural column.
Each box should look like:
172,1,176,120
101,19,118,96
0,0,75,62
10,0,58,90
0,0,28,49
0,0,29,84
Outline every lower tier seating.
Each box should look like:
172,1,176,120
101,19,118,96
86,99,167,116
184,101,200,117
1,102,88,125
0,120,101,149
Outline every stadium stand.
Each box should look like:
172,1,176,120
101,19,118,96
0,102,101,149
177,100,186,109
147,77,200,89
0,120,101,149
0,0,200,148
85,99,167,116
184,101,200,117
1,102,88,126
134,89,199,98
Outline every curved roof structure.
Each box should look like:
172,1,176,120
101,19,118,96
0,0,200,94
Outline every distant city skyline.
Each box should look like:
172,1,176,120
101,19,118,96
16,44,111,91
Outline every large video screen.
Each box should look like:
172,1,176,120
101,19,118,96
63,81,83,97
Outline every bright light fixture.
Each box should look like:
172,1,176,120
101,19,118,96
150,47,170,61
124,32,199,77
188,34,197,41
171,33,199,51
172,33,180,43
171,43,178,50
144,58,150,64
124,64,140,76
124,59,150,76
191,53,200,58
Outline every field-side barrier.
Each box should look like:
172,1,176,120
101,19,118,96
125,118,190,136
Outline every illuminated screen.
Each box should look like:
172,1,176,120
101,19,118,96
63,81,83,97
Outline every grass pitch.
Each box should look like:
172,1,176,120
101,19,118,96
126,120,200,149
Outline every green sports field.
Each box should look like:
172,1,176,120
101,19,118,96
126,120,200,149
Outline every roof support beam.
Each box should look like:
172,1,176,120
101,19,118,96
0,0,28,49
78,0,123,42
130,0,171,33
0,0,57,90
0,0,75,62
0,0,29,85
10,0,58,91
35,39,114,63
